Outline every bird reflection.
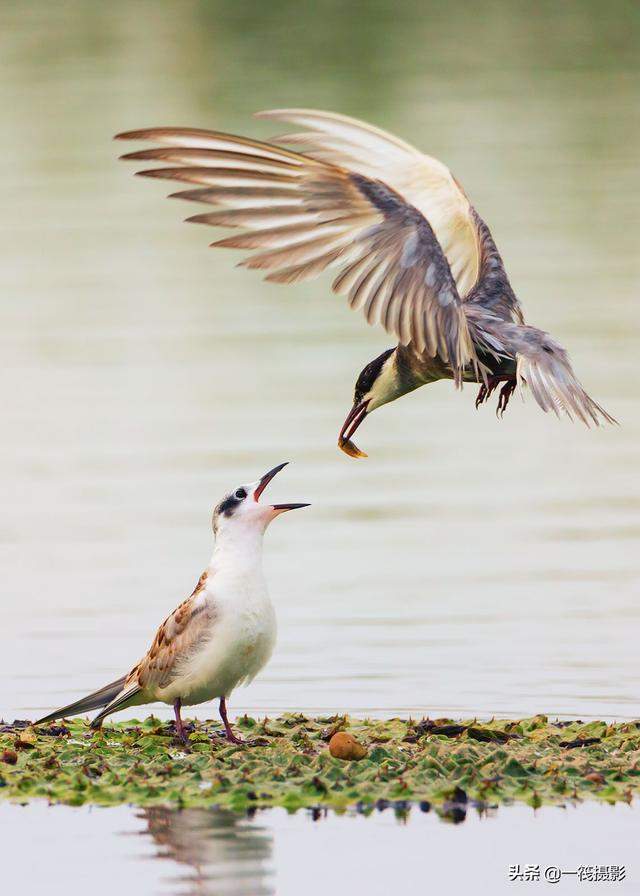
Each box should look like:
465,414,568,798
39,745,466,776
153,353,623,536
138,807,274,896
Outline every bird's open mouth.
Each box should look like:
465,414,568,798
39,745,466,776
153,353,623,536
254,462,288,500
254,462,310,511
338,401,369,458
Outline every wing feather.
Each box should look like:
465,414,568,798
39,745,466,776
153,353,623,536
117,124,477,380
132,573,216,694
169,186,304,206
263,247,347,285
257,108,481,298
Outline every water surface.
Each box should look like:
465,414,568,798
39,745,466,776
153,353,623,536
2,802,637,895
1,1,639,726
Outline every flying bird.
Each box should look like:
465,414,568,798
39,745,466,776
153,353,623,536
36,463,309,744
116,109,615,457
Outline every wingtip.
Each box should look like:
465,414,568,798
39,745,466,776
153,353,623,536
168,189,202,202
34,714,53,726
134,169,168,179
254,108,303,121
596,400,619,426
114,130,148,141
35,711,70,726
185,214,208,224
254,108,318,119
114,128,173,141
119,149,150,161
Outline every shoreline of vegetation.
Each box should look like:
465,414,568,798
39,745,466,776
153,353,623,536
1,714,639,812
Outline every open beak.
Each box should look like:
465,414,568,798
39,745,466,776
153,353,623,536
254,462,310,513
338,401,369,459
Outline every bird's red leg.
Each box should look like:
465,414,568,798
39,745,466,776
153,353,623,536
218,697,243,744
496,379,517,417
173,698,189,745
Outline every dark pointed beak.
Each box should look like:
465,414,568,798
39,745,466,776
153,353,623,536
338,401,369,458
254,462,289,500
271,502,310,512
254,463,311,513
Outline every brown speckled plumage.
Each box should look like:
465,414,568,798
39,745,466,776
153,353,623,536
134,586,215,692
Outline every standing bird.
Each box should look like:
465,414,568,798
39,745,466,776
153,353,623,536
116,109,615,457
36,463,309,744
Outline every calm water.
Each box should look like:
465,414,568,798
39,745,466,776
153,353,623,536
3,802,638,895
2,0,639,725
1,1,639,892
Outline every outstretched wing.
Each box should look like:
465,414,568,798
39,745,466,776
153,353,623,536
259,108,481,298
263,109,527,328
116,121,477,383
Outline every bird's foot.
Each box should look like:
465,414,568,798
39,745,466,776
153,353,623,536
172,698,192,747
172,727,191,748
217,696,245,745
496,379,517,418
475,376,502,410
219,734,266,748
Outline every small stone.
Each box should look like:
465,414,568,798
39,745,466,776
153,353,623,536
585,772,605,784
328,732,367,761
1,749,18,765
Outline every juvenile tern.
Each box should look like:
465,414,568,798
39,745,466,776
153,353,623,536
36,463,309,744
116,108,615,457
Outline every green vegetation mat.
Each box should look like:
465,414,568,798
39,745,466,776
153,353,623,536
1,714,639,813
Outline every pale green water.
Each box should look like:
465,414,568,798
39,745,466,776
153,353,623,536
1,1,639,892
2,0,639,724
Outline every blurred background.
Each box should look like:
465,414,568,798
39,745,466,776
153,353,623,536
2,0,639,724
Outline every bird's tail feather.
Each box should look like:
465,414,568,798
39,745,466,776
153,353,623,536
473,318,616,426
89,683,143,729
36,675,128,725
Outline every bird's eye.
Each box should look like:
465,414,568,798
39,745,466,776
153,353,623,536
234,488,247,500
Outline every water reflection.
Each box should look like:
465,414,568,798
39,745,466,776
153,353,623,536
133,800,632,896
137,801,474,895
2,800,637,895
139,807,274,896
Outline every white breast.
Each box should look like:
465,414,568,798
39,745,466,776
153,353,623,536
160,565,277,707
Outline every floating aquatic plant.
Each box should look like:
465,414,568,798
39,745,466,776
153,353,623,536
1,714,639,812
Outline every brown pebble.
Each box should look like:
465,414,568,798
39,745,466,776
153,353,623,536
584,772,605,784
328,732,367,761
1,749,18,765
